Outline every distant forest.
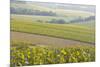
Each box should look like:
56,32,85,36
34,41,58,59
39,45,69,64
11,7,57,16
70,16,95,23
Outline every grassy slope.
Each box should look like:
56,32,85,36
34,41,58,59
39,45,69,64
11,15,95,43
11,14,69,22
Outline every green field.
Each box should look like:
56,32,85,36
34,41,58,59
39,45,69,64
11,14,78,23
11,14,95,66
11,15,95,43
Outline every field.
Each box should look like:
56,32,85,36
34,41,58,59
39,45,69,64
11,32,93,47
10,14,95,66
11,15,95,43
10,1,95,67
11,42,95,66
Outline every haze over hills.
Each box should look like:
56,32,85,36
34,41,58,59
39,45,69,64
11,0,95,13
10,0,95,24
30,1,95,13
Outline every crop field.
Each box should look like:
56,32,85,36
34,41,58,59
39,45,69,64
10,14,95,66
11,15,95,43
11,32,94,48
11,14,81,23
10,42,95,67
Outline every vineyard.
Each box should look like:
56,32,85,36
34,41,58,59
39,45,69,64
11,43,95,67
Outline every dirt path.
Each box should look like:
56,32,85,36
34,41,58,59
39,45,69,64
11,31,93,47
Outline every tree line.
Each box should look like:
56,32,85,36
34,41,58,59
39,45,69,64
11,7,57,16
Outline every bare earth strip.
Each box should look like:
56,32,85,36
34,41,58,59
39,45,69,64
11,31,93,47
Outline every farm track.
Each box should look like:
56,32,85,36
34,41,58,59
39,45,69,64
11,31,94,47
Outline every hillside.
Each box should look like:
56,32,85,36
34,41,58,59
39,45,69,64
10,0,95,17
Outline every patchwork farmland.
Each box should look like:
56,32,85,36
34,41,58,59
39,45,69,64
10,0,95,66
